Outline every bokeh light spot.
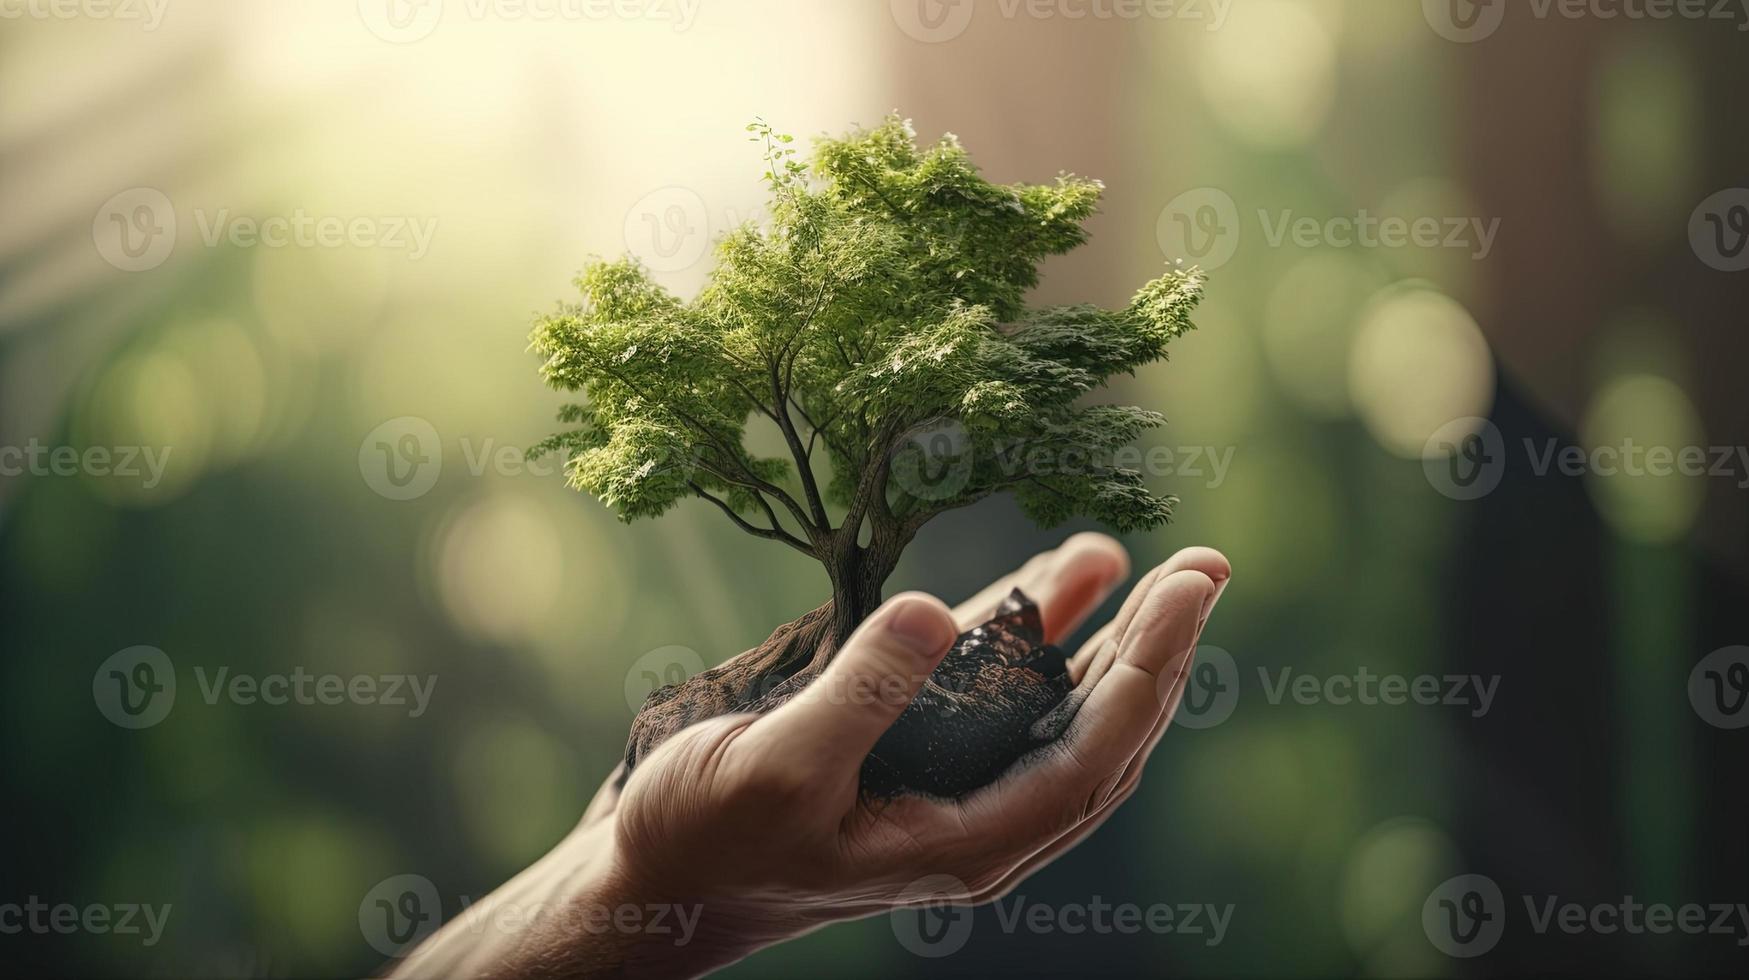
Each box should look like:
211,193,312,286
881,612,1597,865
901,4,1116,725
1195,0,1336,149
434,491,564,647
1579,373,1704,545
1263,252,1384,418
1348,285,1494,458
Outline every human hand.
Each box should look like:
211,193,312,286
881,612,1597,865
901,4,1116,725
391,533,1229,978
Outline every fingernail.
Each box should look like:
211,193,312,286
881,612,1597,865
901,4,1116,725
1197,577,1230,634
886,598,951,653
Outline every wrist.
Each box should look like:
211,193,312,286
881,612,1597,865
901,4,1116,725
571,830,804,978
505,823,796,979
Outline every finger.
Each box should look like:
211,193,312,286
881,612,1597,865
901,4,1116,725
973,569,1231,899
1067,621,1116,685
747,593,958,772
1067,547,1229,678
950,532,1130,643
1063,569,1214,778
1086,570,1231,803
970,642,1201,903
964,569,1214,841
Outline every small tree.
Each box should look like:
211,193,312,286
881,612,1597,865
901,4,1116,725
531,115,1203,703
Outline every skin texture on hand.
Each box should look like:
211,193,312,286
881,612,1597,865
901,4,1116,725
389,533,1230,979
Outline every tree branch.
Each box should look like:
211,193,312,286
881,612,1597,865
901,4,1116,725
587,357,819,533
769,360,832,530
689,483,814,557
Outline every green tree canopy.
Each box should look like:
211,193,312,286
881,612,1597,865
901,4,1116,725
530,115,1203,626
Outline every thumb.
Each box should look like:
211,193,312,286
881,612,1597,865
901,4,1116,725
755,592,958,771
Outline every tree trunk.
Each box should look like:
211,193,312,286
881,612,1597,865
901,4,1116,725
824,540,902,655
621,536,905,773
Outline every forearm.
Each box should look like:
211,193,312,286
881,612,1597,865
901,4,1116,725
386,822,779,979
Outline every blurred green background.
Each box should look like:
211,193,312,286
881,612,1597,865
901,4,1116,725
3,1,1746,977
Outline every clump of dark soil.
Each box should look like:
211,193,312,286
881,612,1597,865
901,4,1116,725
623,590,1081,798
